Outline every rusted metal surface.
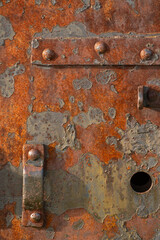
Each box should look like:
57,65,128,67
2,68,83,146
0,0,160,239
22,144,44,227
31,37,160,66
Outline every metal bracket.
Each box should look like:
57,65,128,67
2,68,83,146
138,86,160,109
31,37,160,66
22,144,44,227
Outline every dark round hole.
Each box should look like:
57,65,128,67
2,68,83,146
130,172,152,193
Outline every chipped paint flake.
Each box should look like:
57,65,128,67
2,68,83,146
73,77,92,90
96,70,117,85
0,15,15,45
0,62,25,98
73,107,105,128
34,22,96,39
106,114,160,156
27,112,80,150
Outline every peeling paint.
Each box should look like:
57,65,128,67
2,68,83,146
0,15,15,45
75,0,91,14
58,98,65,108
73,77,92,90
110,85,118,94
0,162,22,216
27,111,80,150
106,114,160,156
35,0,41,5
6,212,14,227
69,96,75,103
44,153,159,222
72,219,84,230
32,39,39,49
51,0,57,6
96,70,117,85
34,22,96,39
73,107,105,128
46,227,55,239
147,79,160,87
108,108,116,119
78,101,84,111
0,62,25,98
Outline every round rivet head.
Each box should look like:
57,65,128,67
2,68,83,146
94,41,107,54
42,48,54,60
28,149,41,160
140,48,153,61
30,212,41,223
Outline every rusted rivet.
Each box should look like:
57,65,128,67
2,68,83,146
30,212,41,223
94,41,107,54
140,48,153,61
28,149,41,160
42,48,54,60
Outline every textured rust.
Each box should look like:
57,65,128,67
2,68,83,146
0,0,160,239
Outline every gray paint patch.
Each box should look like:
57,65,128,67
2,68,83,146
147,79,160,87
6,212,14,227
0,62,25,98
0,1,3,7
72,219,84,230
110,84,118,94
126,0,135,8
78,101,83,111
96,70,117,85
108,107,116,119
73,77,92,90
44,153,159,222
34,22,96,39
0,15,15,45
0,162,22,216
75,0,91,14
27,112,80,150
51,0,57,6
73,107,105,128
46,227,55,239
32,39,39,49
69,96,75,103
35,0,41,5
93,0,102,10
106,114,160,156
58,98,65,108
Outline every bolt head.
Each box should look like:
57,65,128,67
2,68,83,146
94,41,107,54
42,48,54,60
28,149,41,160
140,48,153,61
30,212,41,223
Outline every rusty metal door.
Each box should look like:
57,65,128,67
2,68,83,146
0,1,160,239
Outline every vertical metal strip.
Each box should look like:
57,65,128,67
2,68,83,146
22,144,44,227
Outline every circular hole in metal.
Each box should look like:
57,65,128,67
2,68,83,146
130,172,152,193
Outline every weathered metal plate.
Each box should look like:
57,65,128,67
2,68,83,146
31,37,160,66
22,144,44,227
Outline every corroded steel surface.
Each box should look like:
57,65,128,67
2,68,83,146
0,0,160,240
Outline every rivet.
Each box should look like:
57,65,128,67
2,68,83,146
28,149,41,160
30,212,41,223
140,48,153,61
94,41,107,54
42,48,54,60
